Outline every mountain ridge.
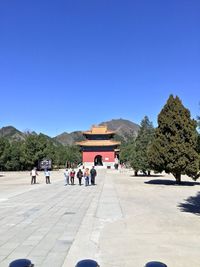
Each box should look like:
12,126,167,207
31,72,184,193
0,126,26,141
0,118,140,145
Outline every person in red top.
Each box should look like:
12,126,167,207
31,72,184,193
70,169,76,185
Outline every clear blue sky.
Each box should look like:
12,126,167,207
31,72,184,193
0,0,200,137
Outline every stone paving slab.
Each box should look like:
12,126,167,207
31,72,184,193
0,170,200,267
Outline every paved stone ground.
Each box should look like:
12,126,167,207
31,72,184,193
0,169,200,267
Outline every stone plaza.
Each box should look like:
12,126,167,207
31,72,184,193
0,169,200,267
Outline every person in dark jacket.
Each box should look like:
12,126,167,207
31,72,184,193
77,169,83,185
90,166,97,185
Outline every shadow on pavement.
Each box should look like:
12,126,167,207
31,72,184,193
145,179,200,186
131,174,164,178
178,192,200,215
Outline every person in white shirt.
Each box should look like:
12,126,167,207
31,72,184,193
64,168,70,185
30,167,38,184
44,169,51,184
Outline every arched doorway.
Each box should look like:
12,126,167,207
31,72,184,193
94,155,103,166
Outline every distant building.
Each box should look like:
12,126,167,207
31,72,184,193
76,126,120,168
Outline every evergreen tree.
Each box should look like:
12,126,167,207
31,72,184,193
120,137,136,166
5,141,24,171
131,116,154,175
0,138,10,171
197,113,200,153
148,95,199,183
197,134,200,154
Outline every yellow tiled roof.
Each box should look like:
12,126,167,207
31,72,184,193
76,140,121,147
83,125,115,135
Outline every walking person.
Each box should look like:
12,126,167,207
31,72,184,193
70,168,76,185
44,168,51,184
90,166,97,185
64,168,70,185
84,168,90,187
30,167,38,184
77,169,83,185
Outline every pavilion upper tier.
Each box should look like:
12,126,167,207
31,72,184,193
82,125,115,135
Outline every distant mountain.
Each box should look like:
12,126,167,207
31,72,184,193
54,131,85,146
0,126,58,145
0,118,140,145
0,126,26,141
99,118,140,142
54,118,140,145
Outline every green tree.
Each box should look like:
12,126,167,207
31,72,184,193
197,134,200,154
5,141,24,170
36,134,56,161
148,95,199,183
65,145,82,166
22,135,40,169
197,112,200,153
131,116,154,175
120,137,136,166
53,144,81,168
0,138,11,171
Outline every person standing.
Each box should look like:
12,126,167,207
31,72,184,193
64,168,70,185
90,166,97,185
30,167,38,184
77,169,83,185
44,169,51,184
84,168,90,187
114,156,119,170
70,168,76,185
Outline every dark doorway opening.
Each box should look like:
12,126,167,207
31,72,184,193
94,155,103,166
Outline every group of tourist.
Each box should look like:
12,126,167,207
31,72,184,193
30,166,97,186
64,166,97,186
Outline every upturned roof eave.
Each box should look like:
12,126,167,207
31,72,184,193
76,141,121,147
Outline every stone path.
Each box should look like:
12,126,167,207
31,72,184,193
0,170,200,267
0,170,103,267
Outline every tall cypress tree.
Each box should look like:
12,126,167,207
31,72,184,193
131,116,154,175
148,95,199,183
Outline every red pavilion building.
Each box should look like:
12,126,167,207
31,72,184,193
77,126,121,168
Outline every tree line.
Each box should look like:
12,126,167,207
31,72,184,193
120,95,200,184
0,133,81,171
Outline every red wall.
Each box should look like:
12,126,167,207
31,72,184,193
83,151,115,163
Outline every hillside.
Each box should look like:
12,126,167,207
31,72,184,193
99,118,139,142
54,131,85,146
0,126,26,141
